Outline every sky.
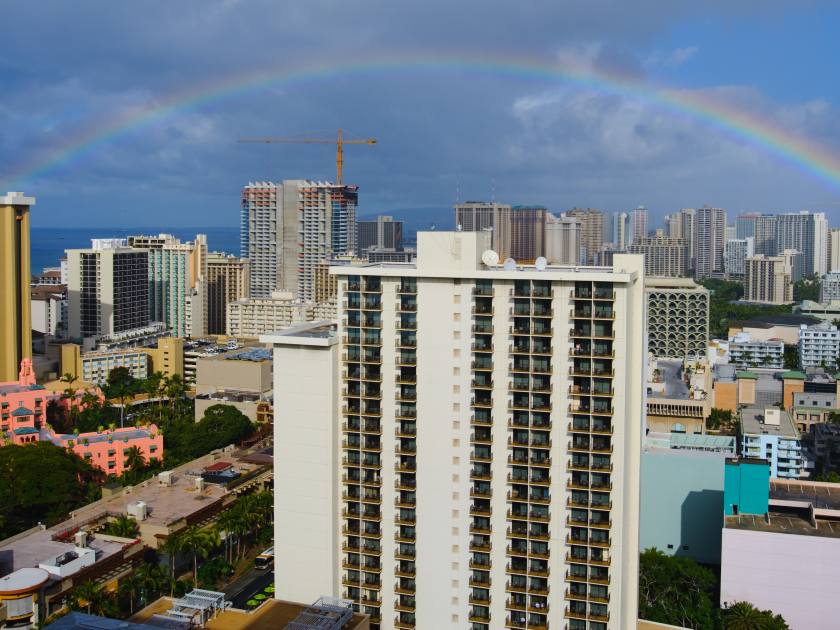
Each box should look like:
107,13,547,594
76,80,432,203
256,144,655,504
3,0,840,229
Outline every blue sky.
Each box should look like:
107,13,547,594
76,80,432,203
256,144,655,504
2,0,840,228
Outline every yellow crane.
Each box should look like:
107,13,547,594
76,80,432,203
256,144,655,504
238,129,377,185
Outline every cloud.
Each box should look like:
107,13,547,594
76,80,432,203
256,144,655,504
644,46,699,69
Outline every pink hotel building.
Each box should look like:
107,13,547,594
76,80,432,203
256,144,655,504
0,359,163,477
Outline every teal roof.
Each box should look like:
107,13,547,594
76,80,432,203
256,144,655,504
11,406,33,417
781,371,806,380
13,427,38,435
736,371,758,380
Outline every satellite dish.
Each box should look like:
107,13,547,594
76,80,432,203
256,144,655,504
481,249,500,267
535,256,547,271
503,258,516,271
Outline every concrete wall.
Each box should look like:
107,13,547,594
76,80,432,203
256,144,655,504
723,460,770,516
721,528,840,629
640,449,725,565
195,356,271,395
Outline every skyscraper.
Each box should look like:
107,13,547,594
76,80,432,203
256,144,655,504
630,205,648,245
242,180,359,301
828,228,840,273
455,202,513,259
0,192,33,382
775,211,827,277
693,206,727,279
628,236,688,277
735,213,760,240
509,206,547,261
567,208,604,264
128,233,208,338
745,254,793,305
66,241,150,341
265,230,646,630
206,253,250,335
612,212,630,250
544,213,581,264
357,216,404,252
724,238,754,280
753,215,777,256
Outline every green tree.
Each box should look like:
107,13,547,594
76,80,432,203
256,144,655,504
638,549,720,629
783,344,800,371
722,601,789,629
123,446,146,474
102,515,139,538
793,274,821,302
706,408,733,432
159,533,182,582
118,572,143,615
0,443,103,538
178,526,220,587
70,580,114,616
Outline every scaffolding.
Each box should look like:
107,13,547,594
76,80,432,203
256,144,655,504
285,596,354,630
147,588,228,628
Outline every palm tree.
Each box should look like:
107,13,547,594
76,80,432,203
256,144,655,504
71,580,106,615
124,446,146,476
118,573,143,615
143,372,164,422
159,533,182,583
178,527,220,587
103,515,139,538
134,562,167,606
723,601,789,629
164,374,186,417
214,511,240,564
80,391,100,411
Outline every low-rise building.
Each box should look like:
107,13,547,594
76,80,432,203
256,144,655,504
821,271,840,302
194,347,272,423
739,407,802,478
31,285,65,338
645,278,709,359
646,358,711,434
640,433,736,565
799,322,840,369
811,423,840,472
728,314,822,345
728,332,784,369
792,391,839,431
59,337,184,387
226,291,337,338
721,477,840,629
797,299,840,323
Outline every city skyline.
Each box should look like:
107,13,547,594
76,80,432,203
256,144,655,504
3,2,840,228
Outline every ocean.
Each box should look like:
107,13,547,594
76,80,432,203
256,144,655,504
30,226,240,274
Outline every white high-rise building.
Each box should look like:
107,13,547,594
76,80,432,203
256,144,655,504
828,228,840,273
612,212,630,250
545,213,582,264
263,231,646,630
775,211,827,277
744,254,793,305
724,238,754,279
242,180,358,301
693,206,726,279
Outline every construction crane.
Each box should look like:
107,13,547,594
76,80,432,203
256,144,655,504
238,129,376,185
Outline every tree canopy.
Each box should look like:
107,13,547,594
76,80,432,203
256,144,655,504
639,549,720,629
163,404,254,465
0,442,103,538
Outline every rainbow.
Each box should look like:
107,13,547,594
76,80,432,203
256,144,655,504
4,51,840,192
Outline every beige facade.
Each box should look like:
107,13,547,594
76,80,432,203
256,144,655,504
0,192,33,382
745,254,793,304
567,208,604,264
645,278,709,359
629,237,688,278
207,253,249,335
265,231,646,630
60,337,184,386
194,347,272,422
226,291,337,338
545,213,581,264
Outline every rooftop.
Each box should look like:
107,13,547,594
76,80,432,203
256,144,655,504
770,479,840,511
740,407,799,439
261,322,338,348
45,612,164,630
724,511,840,538
732,314,821,328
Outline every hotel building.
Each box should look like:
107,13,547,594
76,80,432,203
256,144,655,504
0,192,34,382
265,231,646,630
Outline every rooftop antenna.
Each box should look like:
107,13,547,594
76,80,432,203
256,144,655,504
455,181,460,205
491,178,496,203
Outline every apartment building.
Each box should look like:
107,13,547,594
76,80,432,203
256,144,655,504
728,333,784,369
0,192,34,382
693,206,726,280
455,202,513,260
66,241,150,342
645,278,709,359
128,233,207,338
264,231,646,630
242,180,357,301
59,337,184,386
629,206,648,245
821,271,840,303
357,216,404,253
723,238,754,280
207,253,249,335
744,254,793,304
628,236,687,277
545,213,581,265
829,227,840,272
566,209,604,264
799,322,840,369
775,211,828,277
226,291,336,337
735,213,760,240
612,212,630,251
739,407,802,479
